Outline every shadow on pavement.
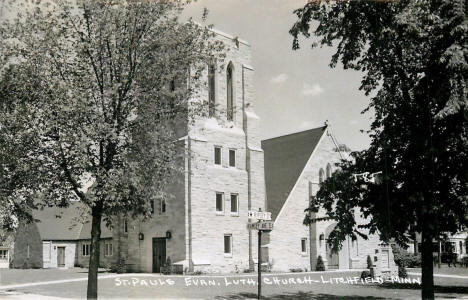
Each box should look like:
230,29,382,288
215,292,388,299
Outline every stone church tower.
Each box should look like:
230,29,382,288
117,30,266,273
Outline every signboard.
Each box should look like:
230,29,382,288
248,210,271,221
247,221,274,232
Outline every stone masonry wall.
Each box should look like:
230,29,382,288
269,131,396,273
269,131,342,272
187,32,265,273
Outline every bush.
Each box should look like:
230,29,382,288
398,265,407,278
289,268,303,272
367,255,373,269
360,270,371,280
110,258,126,274
391,244,421,268
316,255,325,271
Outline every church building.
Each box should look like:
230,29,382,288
12,29,397,275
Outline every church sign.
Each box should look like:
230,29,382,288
248,210,271,221
247,220,274,232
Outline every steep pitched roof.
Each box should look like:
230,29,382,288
261,126,327,221
33,202,113,241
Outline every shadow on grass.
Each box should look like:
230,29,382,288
377,283,468,294
215,292,388,299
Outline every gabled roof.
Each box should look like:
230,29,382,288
261,126,327,221
33,202,113,241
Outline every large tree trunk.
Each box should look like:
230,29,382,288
87,204,103,300
421,229,435,300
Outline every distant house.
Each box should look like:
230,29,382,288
14,202,114,269
0,229,15,269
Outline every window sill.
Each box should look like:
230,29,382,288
224,254,233,258
230,213,239,217
216,212,225,216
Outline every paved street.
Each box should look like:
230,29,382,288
1,269,467,299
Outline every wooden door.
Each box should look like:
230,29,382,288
57,247,65,267
152,238,166,273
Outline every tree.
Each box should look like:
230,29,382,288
316,255,325,271
0,0,222,298
292,1,467,299
367,255,373,269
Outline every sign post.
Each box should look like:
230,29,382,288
248,209,273,300
258,229,261,300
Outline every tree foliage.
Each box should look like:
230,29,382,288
292,1,467,298
0,0,222,298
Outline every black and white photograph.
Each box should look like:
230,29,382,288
0,0,467,299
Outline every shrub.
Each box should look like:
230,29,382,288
391,244,421,268
367,255,373,269
289,268,303,272
110,258,126,274
161,257,172,275
316,255,325,271
398,265,407,278
360,270,371,280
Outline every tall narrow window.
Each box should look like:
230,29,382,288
214,146,222,165
229,149,236,167
224,234,232,255
301,238,307,254
150,200,155,215
216,193,224,214
160,199,166,214
308,181,313,203
230,194,239,214
326,163,332,178
208,64,216,117
82,244,90,256
123,219,128,233
226,62,234,121
319,168,325,184
27,244,30,259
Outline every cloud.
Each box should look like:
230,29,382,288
271,73,288,84
301,83,324,97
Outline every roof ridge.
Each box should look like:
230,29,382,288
262,125,327,142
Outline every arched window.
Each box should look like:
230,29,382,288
319,234,324,247
326,163,332,178
226,62,234,121
208,64,216,117
319,168,325,184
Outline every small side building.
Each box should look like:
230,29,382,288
14,202,114,269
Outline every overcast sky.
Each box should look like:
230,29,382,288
183,0,373,151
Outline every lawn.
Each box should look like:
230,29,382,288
408,265,468,277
